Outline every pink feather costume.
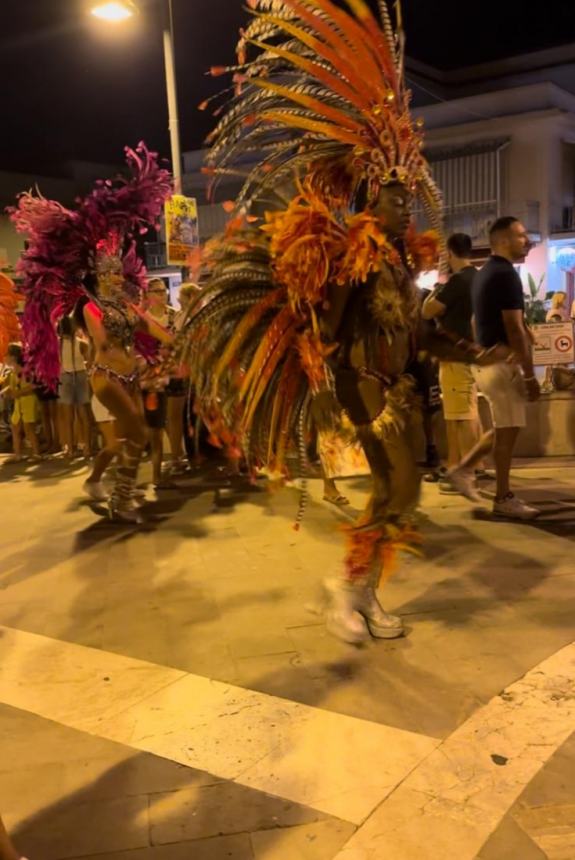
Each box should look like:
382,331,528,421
9,143,172,521
9,142,172,390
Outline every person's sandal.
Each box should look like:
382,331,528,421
323,493,349,506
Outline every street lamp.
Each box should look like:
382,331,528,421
89,0,183,192
90,1,138,22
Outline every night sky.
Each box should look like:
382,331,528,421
1,0,574,176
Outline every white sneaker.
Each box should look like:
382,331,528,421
446,468,482,502
82,480,109,502
357,588,404,639
493,494,540,520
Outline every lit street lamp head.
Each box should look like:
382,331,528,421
90,0,139,22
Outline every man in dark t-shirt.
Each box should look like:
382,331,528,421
422,233,483,493
473,255,525,347
455,217,541,520
427,247,475,342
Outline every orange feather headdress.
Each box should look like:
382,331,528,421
205,0,442,231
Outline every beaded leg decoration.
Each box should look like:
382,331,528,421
109,438,145,523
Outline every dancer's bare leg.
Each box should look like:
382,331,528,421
327,422,419,643
87,421,120,484
91,374,147,519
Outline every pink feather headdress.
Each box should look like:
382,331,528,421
9,142,172,387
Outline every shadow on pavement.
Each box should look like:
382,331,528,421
11,752,344,860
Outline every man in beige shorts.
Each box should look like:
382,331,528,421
447,217,541,519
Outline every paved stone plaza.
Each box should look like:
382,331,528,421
0,456,574,859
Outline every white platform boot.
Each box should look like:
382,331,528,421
324,577,404,643
356,586,404,639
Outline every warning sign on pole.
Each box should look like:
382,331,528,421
532,322,575,366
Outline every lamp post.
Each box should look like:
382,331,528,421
89,0,183,192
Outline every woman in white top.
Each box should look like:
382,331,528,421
58,315,92,457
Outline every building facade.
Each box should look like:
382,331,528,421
417,82,575,300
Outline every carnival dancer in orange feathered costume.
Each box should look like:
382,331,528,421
183,0,510,643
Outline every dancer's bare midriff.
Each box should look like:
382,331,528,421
91,343,138,381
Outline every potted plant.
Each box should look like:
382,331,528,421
523,273,546,324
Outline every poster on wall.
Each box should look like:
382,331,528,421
165,195,199,266
532,322,575,366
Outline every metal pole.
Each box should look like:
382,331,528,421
162,0,182,192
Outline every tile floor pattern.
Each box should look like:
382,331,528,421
478,732,575,860
0,703,356,860
0,455,574,858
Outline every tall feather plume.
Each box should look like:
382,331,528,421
205,0,442,221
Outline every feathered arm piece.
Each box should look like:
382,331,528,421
9,195,85,387
335,212,401,285
261,180,346,312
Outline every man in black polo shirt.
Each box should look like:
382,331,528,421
453,217,540,519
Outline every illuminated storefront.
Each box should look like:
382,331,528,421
548,241,575,308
